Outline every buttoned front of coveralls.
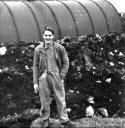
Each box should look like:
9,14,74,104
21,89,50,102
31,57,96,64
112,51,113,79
38,43,69,123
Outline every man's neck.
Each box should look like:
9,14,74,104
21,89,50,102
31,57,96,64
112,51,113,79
45,41,53,49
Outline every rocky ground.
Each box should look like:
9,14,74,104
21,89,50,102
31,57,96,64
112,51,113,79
0,108,125,128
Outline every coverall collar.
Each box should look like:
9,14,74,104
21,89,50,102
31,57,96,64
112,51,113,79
44,41,53,49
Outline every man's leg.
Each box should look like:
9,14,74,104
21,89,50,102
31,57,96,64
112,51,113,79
39,73,51,122
48,73,69,123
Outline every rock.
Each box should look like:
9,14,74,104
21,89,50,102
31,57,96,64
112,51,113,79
21,109,40,120
97,108,108,117
86,96,94,104
31,118,44,128
31,118,62,128
85,106,94,117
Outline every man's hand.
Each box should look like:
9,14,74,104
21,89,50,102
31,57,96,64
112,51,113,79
34,84,39,93
60,73,65,80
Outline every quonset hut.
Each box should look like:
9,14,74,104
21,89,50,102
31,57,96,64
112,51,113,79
0,0,122,43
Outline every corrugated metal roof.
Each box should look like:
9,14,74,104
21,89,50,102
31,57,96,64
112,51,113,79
0,0,122,43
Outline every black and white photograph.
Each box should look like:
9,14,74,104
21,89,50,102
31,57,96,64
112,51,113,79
0,0,125,128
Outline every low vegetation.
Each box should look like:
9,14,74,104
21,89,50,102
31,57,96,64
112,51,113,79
0,32,125,127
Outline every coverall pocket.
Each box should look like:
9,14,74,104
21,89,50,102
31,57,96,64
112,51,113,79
39,73,47,81
39,73,47,90
54,73,64,88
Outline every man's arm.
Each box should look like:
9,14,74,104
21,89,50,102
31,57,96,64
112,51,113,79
33,48,40,93
60,46,69,79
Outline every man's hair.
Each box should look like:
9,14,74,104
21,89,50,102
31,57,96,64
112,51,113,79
43,26,54,35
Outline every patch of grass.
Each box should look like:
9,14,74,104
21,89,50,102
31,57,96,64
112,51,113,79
1,109,125,128
74,117,125,128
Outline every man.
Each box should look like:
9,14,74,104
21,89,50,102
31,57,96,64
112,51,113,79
33,26,75,127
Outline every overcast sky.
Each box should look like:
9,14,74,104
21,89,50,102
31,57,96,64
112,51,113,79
107,0,125,13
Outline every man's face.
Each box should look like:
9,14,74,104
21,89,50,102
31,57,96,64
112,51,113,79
43,30,54,44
